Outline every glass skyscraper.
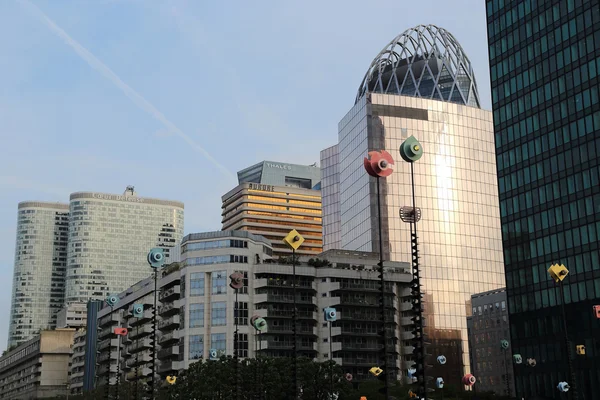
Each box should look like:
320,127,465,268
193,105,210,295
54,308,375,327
487,1,600,398
321,25,505,382
8,202,70,348
64,186,184,304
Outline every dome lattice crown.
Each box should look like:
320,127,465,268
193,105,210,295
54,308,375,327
356,24,480,108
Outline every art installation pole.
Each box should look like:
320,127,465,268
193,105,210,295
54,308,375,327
151,269,158,399
363,150,394,399
147,248,166,400
292,246,298,399
399,136,427,399
548,264,577,400
230,272,244,400
282,230,304,400
329,320,334,395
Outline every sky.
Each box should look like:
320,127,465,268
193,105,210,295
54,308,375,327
0,0,492,350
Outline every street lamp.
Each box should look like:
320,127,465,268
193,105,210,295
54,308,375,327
283,229,305,400
547,263,577,400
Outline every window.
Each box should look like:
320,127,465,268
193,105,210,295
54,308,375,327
189,335,203,360
237,333,248,358
211,333,226,355
501,301,506,310
212,271,227,294
212,302,227,326
189,303,204,328
237,271,249,295
190,272,204,296
235,302,248,326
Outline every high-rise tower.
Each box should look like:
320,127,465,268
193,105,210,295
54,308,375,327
487,1,600,398
8,202,70,348
222,161,323,257
64,186,184,304
321,25,505,380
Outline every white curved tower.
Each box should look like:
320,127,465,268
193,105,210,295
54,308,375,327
8,202,69,347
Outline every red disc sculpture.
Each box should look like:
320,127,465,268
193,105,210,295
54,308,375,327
463,373,476,386
364,150,394,177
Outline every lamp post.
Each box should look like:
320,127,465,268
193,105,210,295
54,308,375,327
548,263,577,400
399,135,427,399
363,150,395,399
283,229,305,400
147,248,166,400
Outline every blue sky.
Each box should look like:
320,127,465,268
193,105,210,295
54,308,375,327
0,0,491,350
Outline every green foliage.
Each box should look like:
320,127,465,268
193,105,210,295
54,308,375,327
307,258,332,267
53,358,512,400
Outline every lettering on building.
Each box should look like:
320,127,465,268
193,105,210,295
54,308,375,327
248,184,275,192
266,163,292,170
91,193,145,203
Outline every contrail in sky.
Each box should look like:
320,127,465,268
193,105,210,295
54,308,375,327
18,0,236,181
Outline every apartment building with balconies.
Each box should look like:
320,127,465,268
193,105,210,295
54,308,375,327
83,230,414,394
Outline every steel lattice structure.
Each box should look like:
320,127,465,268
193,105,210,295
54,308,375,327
356,24,480,108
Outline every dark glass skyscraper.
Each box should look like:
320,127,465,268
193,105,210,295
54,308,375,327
487,1,600,398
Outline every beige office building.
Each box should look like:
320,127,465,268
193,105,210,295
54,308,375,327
0,329,75,399
222,183,322,257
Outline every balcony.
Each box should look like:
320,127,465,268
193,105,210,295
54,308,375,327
401,331,414,341
254,294,317,305
158,315,180,331
129,310,153,326
98,312,121,327
159,331,179,345
96,364,118,376
158,301,179,317
399,302,412,312
262,309,317,320
254,278,316,291
97,338,119,351
128,324,153,339
97,327,115,340
158,360,183,373
266,325,317,336
340,343,380,352
159,286,180,301
259,341,317,351
158,346,180,359
127,338,152,353
97,352,114,363
126,367,152,381
125,352,152,368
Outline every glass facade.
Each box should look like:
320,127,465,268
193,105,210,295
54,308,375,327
331,92,505,378
8,202,70,347
64,189,184,304
487,1,600,398
320,145,341,251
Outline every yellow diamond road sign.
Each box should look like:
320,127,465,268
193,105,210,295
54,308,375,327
283,229,304,250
